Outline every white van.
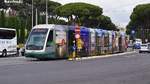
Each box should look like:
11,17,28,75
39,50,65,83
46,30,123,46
0,28,17,56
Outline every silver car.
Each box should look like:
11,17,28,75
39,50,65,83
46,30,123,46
139,43,150,53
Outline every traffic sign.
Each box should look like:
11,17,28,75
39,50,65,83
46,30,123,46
75,29,80,33
75,25,80,34
75,34,80,39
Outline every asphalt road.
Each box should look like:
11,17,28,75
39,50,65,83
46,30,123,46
0,52,150,84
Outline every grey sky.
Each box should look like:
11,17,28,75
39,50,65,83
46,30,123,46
51,0,150,27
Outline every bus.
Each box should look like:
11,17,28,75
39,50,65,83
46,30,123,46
0,28,17,56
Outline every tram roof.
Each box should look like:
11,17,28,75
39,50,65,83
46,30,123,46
33,24,55,29
33,24,68,31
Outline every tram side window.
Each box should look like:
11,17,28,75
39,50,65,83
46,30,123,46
46,30,53,47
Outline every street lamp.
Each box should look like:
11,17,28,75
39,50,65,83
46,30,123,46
35,8,38,25
32,0,48,26
32,0,38,26
131,30,135,40
32,0,33,27
46,0,48,24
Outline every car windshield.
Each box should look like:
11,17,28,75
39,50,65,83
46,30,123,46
26,28,48,50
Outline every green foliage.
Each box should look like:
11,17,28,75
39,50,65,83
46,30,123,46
23,0,61,14
0,10,6,27
48,18,66,25
97,15,116,30
6,16,26,43
127,3,150,41
0,1,6,8
0,0,62,43
55,2,102,18
54,2,117,30
0,1,118,44
127,3,150,29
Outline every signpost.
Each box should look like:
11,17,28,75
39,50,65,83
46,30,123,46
75,24,82,49
68,23,81,60
75,24,80,35
75,24,82,59
76,38,83,50
75,34,80,39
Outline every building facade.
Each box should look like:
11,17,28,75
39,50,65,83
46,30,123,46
4,0,23,4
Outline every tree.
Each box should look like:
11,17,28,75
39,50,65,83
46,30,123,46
0,10,6,27
127,3,150,42
0,0,63,43
54,2,102,26
54,2,117,30
23,0,62,24
97,15,117,30
5,16,21,43
0,0,6,9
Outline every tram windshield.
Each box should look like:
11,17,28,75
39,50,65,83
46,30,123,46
26,28,48,50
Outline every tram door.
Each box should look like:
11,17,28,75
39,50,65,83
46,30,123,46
104,32,109,54
68,27,75,57
80,27,90,57
89,29,96,56
55,25,67,58
95,30,103,55
45,30,55,58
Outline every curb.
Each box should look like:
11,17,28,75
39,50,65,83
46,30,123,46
1,51,136,61
81,51,136,60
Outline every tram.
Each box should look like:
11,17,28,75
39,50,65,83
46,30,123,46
25,24,127,59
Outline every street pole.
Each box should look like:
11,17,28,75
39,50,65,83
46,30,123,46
46,0,48,24
32,0,34,28
35,8,38,25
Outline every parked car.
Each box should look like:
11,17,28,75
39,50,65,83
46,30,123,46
133,39,142,49
139,43,150,53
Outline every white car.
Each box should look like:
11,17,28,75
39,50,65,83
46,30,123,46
139,43,150,53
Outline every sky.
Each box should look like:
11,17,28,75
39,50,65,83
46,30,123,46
51,0,150,27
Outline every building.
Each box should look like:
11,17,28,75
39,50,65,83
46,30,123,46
3,0,23,16
4,0,23,4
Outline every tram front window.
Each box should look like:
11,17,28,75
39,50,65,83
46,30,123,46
26,29,48,50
